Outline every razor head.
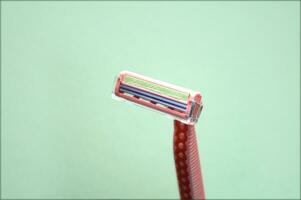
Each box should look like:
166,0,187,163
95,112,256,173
113,71,203,125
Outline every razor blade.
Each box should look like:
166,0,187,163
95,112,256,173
112,71,203,125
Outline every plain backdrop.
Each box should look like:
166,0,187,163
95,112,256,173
1,1,300,199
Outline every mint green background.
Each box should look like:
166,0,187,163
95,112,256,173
1,2,300,199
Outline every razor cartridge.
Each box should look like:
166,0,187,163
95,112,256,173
113,71,203,125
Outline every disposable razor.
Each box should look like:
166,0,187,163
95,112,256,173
112,71,205,200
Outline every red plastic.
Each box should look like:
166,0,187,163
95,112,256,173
173,120,205,200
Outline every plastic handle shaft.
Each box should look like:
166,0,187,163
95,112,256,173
173,120,205,200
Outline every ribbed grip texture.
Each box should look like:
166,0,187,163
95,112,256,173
173,120,205,200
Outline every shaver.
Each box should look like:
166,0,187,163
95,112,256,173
112,71,205,200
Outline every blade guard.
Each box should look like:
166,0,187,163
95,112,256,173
113,71,203,125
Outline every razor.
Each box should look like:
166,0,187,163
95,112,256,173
112,71,205,200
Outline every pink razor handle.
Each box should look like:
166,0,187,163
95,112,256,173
174,120,205,200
